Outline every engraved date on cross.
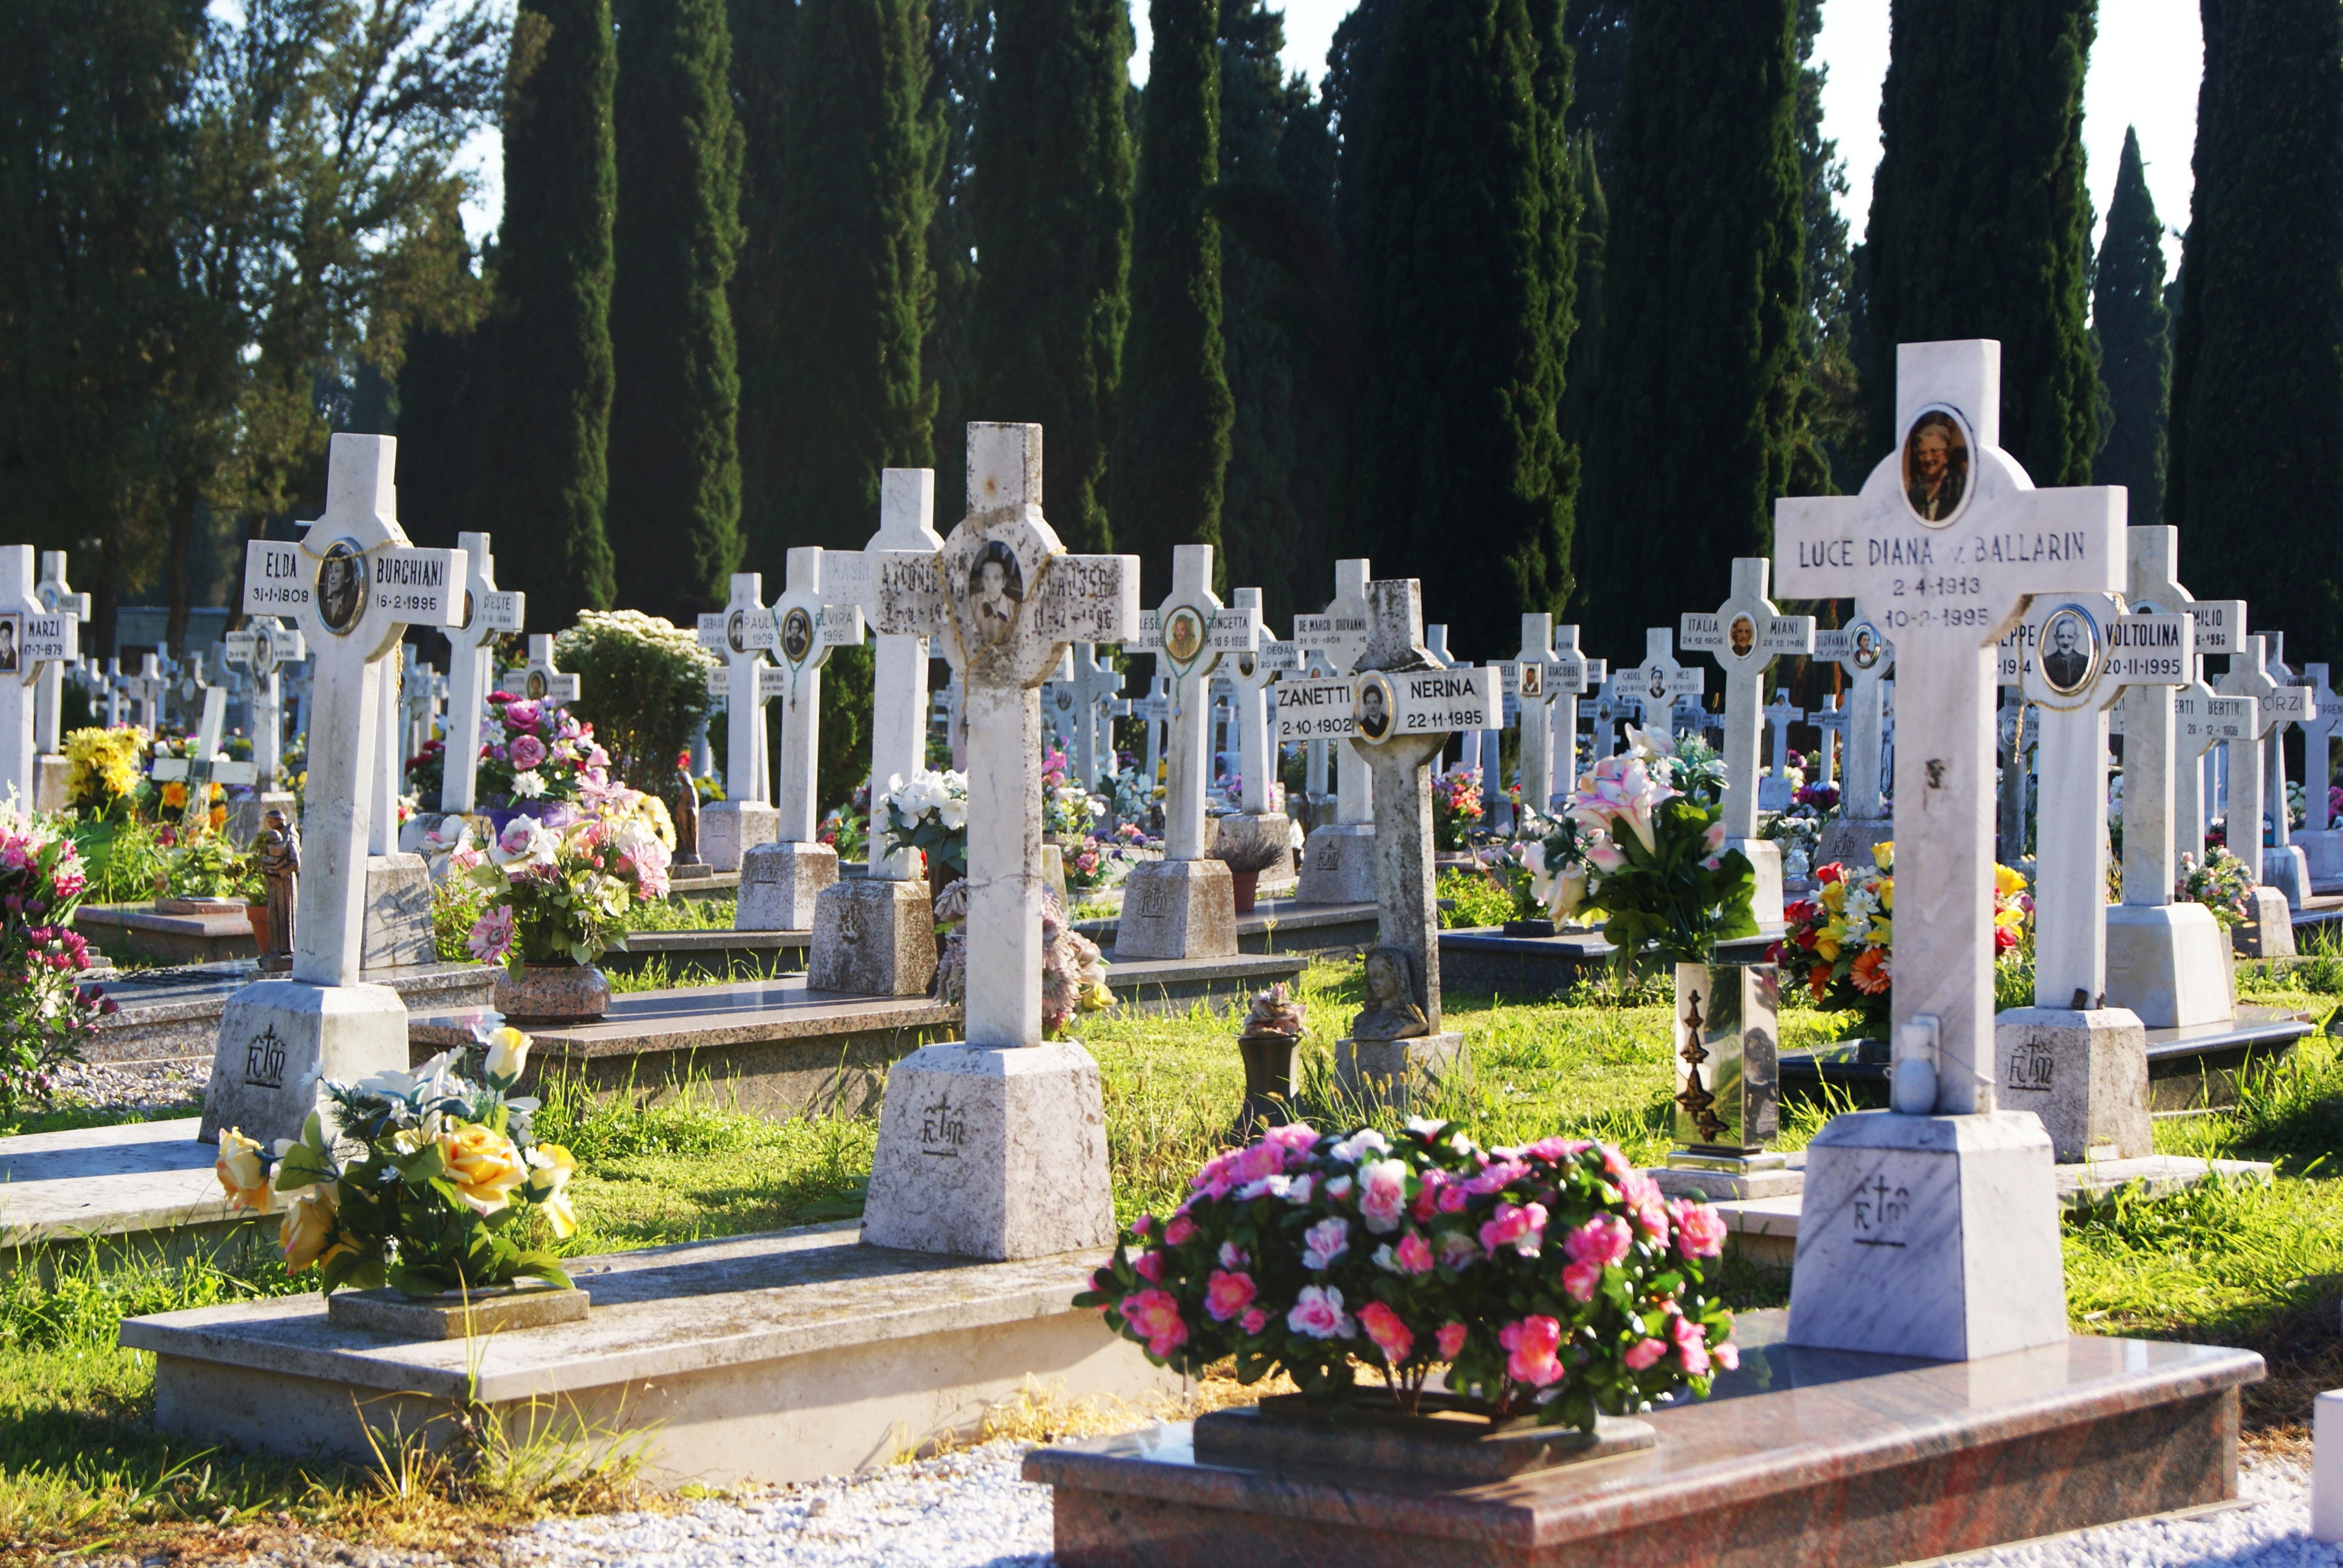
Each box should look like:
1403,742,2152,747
1849,1174,1910,1249
244,1025,288,1089
920,1095,966,1158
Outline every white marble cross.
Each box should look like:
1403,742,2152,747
1776,339,2124,1116
400,644,442,762
1043,655,1081,755
101,658,124,727
2118,527,2242,909
1221,590,1292,816
151,682,258,822
2300,663,2343,834
2261,634,2310,875
510,633,581,708
1533,625,1599,810
1512,616,1561,817
1761,690,1804,809
2172,681,2253,866
768,547,866,845
1294,560,1375,827
1815,622,1895,823
438,531,525,814
240,433,465,985
0,547,80,802
2214,635,2308,884
1069,643,1125,793
31,553,88,760
2016,592,2194,1008
698,574,779,808
862,422,1139,1048
1616,628,1704,733
221,618,307,790
1681,560,1816,852
1810,694,1846,786
1126,546,1259,860
831,468,943,878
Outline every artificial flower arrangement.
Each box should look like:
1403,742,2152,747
473,693,610,809
457,780,674,967
214,1023,578,1296
146,736,230,830
1772,842,2033,1033
157,828,259,903
1080,1118,1737,1431
2177,847,2256,930
0,806,110,1105
931,879,1112,1036
1546,727,1757,966
1433,766,1485,852
1216,774,1288,815
882,768,969,883
1064,823,1149,893
63,727,147,817
405,736,447,805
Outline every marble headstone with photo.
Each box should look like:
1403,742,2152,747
1812,618,1895,871
1292,560,1377,904
201,434,464,1147
696,575,783,871
1775,339,2114,1362
1614,628,1703,740
0,547,79,808
1216,589,1298,884
737,548,863,932
29,552,88,811
1680,559,1815,926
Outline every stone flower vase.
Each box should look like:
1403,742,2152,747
1668,960,1781,1153
494,959,611,1025
1233,1031,1301,1137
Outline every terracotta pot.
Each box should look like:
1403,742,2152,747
494,960,612,1025
1231,868,1261,914
1233,1031,1300,1137
244,902,270,952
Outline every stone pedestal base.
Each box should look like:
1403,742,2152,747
1334,1032,1464,1112
1731,837,1784,926
362,854,433,970
736,841,837,932
1112,859,1238,960
1296,822,1376,904
1814,817,1894,874
1787,1110,2066,1361
2235,886,2296,959
228,791,298,849
2106,902,2235,1028
862,1040,1116,1261
2264,844,2311,910
2299,828,2343,890
807,877,937,995
1991,1006,2151,1161
1210,813,1296,884
33,755,68,814
198,980,408,1148
700,800,778,873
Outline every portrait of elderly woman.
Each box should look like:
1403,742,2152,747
966,541,1024,650
316,541,365,633
1903,410,1969,523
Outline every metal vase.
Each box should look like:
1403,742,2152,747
1669,961,1780,1154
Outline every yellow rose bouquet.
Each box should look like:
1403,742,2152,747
217,1019,579,1297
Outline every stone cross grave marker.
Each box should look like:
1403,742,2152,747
1814,623,1894,821
1761,690,1804,810
2298,663,2343,891
1512,616,1561,818
400,644,442,764
438,531,524,814
736,547,865,931
1994,591,2192,1157
1043,651,1080,756
1680,558,1816,923
1293,559,1377,903
1069,642,1124,791
805,469,945,995
1219,592,1299,881
100,658,123,727
1115,544,1257,958
2105,526,2247,1027
203,433,464,1148
1277,578,1498,1103
0,547,79,803
696,573,780,870
859,422,1140,1261
1774,338,2121,1361
222,619,307,790
2172,681,2254,866
31,554,88,792
2215,635,2309,889
2257,634,2313,909
1616,628,1704,738
1810,693,1844,786
152,681,258,826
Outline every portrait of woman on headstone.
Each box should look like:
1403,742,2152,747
1729,615,1756,657
1851,623,1881,670
316,541,365,633
781,607,814,665
1164,607,1205,665
526,670,548,700
726,609,748,655
1902,410,1970,522
967,541,1023,649
1355,673,1392,740
2039,607,2098,694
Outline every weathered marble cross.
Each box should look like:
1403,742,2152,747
1136,673,1170,796
0,547,80,802
438,531,524,814
2261,634,2313,895
1761,689,1804,810
1776,339,2124,1118
2117,528,2243,910
151,681,258,825
768,547,866,845
1616,628,1703,736
1069,642,1125,792
2214,635,2308,884
1535,625,1600,809
238,433,464,985
220,618,307,790
1221,590,1294,817
827,468,943,878
31,553,88,762
697,573,779,811
1293,559,1374,825
1815,622,1894,824
2172,681,2253,866
1511,616,1562,817
1128,545,1259,867
1681,559,1815,917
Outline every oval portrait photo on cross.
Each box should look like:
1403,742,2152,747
1902,408,1971,525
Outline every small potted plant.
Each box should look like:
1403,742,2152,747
1233,982,1306,1135
1210,822,1289,913
215,1022,586,1330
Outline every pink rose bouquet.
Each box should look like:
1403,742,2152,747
461,786,674,966
0,806,111,1103
1077,1118,1737,1431
473,691,611,809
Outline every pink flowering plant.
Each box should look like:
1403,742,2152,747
0,806,111,1103
1434,766,1484,851
1076,1117,1738,1431
1564,728,1755,966
473,693,611,809
457,786,673,966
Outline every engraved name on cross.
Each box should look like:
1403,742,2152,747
1680,558,1816,921
32,553,88,765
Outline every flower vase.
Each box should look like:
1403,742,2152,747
494,959,611,1025
1668,961,1780,1154
1233,1031,1300,1137
244,901,270,952
1231,869,1260,914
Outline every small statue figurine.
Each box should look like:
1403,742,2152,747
257,808,299,969
1348,946,1429,1041
672,751,703,867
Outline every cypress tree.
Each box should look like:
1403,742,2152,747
473,0,618,624
923,0,990,528
608,0,743,620
1562,0,1631,186
1343,0,1576,659
1863,0,2097,486
766,0,940,559
1574,0,1803,656
2092,126,2169,529
1789,0,1863,498
729,0,793,552
1113,0,1232,602
966,0,1133,552
2170,0,2343,645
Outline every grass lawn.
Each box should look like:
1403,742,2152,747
0,946,2334,1555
